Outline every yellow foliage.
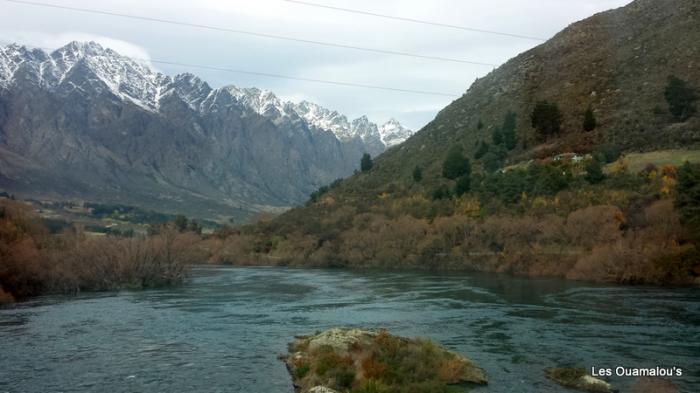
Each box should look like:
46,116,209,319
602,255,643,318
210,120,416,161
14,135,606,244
454,196,481,217
531,196,550,210
660,175,676,196
608,158,628,174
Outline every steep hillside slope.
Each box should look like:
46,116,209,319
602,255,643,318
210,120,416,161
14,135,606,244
372,0,699,185
213,0,700,284
0,42,412,220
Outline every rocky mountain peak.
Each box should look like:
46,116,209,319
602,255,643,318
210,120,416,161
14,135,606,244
0,41,414,148
379,118,413,147
350,116,380,140
226,86,288,119
170,73,212,110
293,100,351,136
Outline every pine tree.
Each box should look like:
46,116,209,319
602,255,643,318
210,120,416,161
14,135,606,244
585,159,606,184
360,153,373,172
665,76,698,122
474,141,489,159
482,145,507,173
188,219,202,234
412,166,423,182
492,128,503,146
454,175,471,196
431,185,452,200
583,105,597,131
442,146,471,180
531,101,563,140
174,215,188,232
501,111,518,150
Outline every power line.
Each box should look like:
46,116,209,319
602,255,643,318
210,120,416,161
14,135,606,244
0,41,462,97
151,59,462,97
2,0,498,67
283,0,547,42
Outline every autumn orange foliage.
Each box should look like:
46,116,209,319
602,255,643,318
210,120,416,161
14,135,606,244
0,199,200,301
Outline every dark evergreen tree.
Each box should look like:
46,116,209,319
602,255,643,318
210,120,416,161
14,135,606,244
412,166,423,182
454,175,471,196
477,120,484,130
531,101,563,140
501,111,518,150
174,215,188,232
585,159,606,184
530,164,571,195
187,219,203,234
665,76,698,122
583,105,597,131
474,141,490,159
360,153,373,172
431,185,452,200
492,127,503,146
442,146,471,180
482,145,507,173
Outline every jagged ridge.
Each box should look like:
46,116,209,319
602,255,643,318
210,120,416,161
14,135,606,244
0,42,412,148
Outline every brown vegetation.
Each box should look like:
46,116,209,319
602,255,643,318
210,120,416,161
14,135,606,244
205,168,698,285
0,199,202,301
284,328,486,393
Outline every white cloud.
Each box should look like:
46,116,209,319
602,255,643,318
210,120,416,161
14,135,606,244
0,31,152,63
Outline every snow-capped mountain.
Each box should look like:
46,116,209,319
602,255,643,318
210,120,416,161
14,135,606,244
0,42,167,110
292,101,406,149
0,41,412,147
379,118,414,148
0,41,414,219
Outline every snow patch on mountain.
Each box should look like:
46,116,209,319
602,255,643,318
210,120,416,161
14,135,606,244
379,118,414,147
293,101,351,138
1,41,166,110
0,41,414,147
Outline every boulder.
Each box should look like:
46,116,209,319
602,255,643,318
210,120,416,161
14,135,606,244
307,328,376,355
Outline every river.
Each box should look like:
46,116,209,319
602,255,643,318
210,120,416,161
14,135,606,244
1,267,698,392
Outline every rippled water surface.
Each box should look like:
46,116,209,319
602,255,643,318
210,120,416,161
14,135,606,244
1,267,699,392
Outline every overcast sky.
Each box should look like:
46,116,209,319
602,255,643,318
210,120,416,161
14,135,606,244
1,0,632,130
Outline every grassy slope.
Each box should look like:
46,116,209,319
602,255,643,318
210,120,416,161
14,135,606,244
614,149,700,173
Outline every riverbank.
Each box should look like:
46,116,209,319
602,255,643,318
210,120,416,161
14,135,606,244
199,199,699,286
0,199,202,302
199,159,700,287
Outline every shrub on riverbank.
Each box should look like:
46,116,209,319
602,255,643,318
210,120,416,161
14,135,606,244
0,199,202,301
206,160,699,285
